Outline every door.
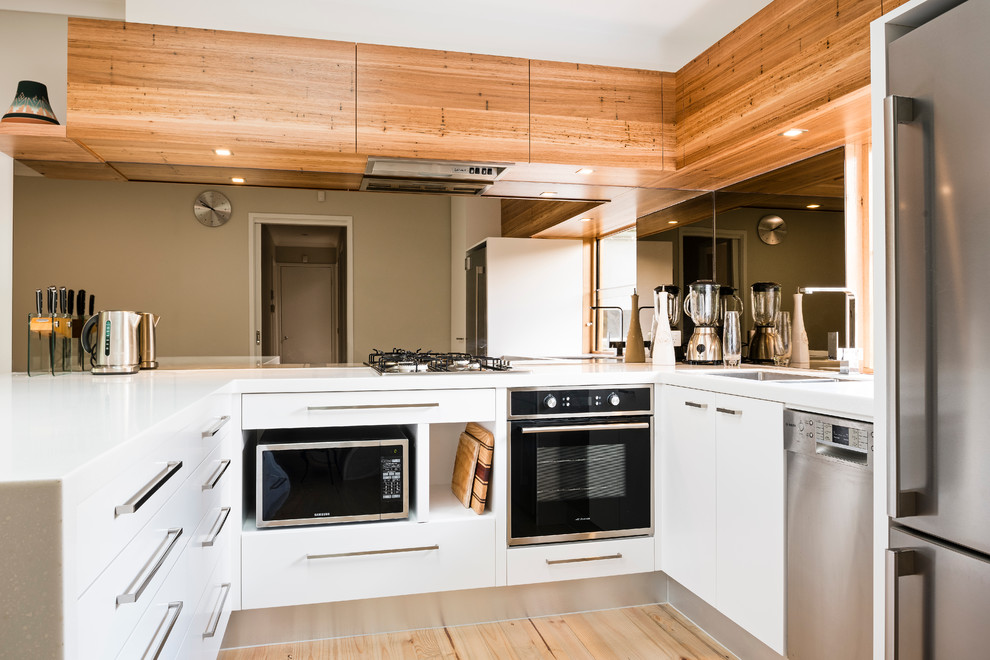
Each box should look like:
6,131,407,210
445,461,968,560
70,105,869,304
659,386,717,604
279,265,337,365
714,394,784,654
888,0,990,555
888,526,990,659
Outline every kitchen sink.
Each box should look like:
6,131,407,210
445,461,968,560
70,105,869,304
710,370,838,383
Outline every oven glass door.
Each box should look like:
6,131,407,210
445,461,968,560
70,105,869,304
509,417,652,544
259,441,402,526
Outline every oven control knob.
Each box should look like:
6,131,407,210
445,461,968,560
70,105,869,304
608,392,620,406
544,394,558,409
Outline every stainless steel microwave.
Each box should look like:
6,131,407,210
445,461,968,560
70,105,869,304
255,426,409,528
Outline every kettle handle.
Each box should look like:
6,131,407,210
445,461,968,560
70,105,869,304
81,314,99,359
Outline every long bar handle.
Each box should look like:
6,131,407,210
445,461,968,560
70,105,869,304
202,459,231,491
307,544,439,560
202,507,231,548
716,407,741,416
307,402,440,412
117,528,183,605
115,461,183,516
547,553,623,566
886,548,920,660
521,422,649,434
884,94,921,519
202,583,231,639
684,401,708,410
202,415,231,438
144,601,183,660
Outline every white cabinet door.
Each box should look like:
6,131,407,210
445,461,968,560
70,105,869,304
659,386,717,605
714,393,784,654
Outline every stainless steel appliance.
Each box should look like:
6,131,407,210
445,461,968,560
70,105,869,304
885,1,990,655
747,282,780,364
785,409,873,660
507,385,653,546
365,348,512,374
138,312,160,370
80,310,142,374
682,280,722,364
255,426,409,528
359,157,508,195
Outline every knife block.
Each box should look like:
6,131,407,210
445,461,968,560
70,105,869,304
27,314,72,376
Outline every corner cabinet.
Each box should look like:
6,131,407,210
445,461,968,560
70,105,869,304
659,385,785,654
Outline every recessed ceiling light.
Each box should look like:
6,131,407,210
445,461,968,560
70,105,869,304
231,177,245,184
668,220,678,225
576,168,594,175
214,148,232,156
540,191,558,198
780,128,808,138
806,203,821,209
580,217,593,222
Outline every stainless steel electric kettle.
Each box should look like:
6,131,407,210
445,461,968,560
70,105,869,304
81,310,143,374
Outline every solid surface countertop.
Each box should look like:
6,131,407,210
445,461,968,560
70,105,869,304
0,360,875,483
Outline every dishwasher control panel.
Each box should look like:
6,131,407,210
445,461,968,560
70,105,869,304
784,409,873,454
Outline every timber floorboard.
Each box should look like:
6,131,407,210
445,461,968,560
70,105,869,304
218,604,736,659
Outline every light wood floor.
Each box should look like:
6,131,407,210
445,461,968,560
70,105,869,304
218,604,736,660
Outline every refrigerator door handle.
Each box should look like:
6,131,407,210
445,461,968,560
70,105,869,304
886,548,921,660
885,94,924,519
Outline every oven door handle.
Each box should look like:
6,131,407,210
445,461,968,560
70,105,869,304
521,422,650,434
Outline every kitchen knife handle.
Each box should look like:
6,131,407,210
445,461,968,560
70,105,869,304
35,289,42,316
88,294,94,316
66,289,74,316
76,289,86,317
47,287,56,315
884,94,923,519
886,548,920,660
58,287,67,315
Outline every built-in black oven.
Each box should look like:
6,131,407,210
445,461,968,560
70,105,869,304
508,385,653,546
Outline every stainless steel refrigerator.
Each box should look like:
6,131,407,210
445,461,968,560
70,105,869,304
886,0,990,657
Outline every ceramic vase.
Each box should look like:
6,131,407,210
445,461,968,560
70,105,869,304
624,292,646,363
791,293,810,368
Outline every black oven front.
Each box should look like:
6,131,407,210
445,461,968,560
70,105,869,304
508,385,653,546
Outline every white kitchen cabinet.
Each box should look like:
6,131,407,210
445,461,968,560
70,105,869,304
659,387,717,603
659,386,784,654
506,536,655,586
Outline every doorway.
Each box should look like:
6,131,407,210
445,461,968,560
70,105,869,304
249,214,353,364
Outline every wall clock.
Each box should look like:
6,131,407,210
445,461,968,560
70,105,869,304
194,190,232,227
757,214,787,245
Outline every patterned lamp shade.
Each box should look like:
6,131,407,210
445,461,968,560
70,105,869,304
2,80,59,125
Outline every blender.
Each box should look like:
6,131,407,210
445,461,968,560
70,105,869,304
748,282,781,363
682,280,722,364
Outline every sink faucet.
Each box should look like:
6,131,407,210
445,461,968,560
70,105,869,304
797,287,859,373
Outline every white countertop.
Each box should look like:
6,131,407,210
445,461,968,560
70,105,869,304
0,362,874,483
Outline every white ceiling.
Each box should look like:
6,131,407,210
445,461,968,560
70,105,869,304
4,0,774,71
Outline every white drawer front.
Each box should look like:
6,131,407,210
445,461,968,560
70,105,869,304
74,449,221,659
114,556,194,660
176,547,234,660
242,517,496,609
75,410,232,596
241,389,496,429
506,536,655,586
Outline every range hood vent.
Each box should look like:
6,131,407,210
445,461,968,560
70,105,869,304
359,157,509,196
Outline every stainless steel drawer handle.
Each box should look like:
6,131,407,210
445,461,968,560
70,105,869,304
684,401,708,409
307,402,441,411
886,548,920,660
546,553,623,565
203,583,231,639
115,461,183,516
202,459,231,491
307,544,440,560
117,528,183,605
202,415,231,438
144,601,183,660
202,507,231,547
716,407,742,416
521,422,650,434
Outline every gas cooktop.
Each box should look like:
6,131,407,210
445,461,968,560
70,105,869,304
366,349,513,375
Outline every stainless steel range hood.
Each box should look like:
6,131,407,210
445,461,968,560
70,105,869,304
359,157,509,195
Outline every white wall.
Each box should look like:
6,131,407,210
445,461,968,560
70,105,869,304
0,10,67,124
0,155,11,373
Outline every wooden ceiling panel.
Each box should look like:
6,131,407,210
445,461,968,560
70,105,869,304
17,159,126,181
110,162,363,190
0,124,101,162
501,199,604,238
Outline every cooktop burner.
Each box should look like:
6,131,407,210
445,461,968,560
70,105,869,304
366,349,512,375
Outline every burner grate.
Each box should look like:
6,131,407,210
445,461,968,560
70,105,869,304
366,348,512,375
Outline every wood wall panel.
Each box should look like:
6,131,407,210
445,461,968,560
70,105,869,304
675,0,880,173
529,60,667,170
357,44,529,162
500,199,603,238
67,19,358,171
0,124,101,162
882,0,913,13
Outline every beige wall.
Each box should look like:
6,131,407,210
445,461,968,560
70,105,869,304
11,178,452,371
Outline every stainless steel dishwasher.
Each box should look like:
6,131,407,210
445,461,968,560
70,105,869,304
784,409,873,660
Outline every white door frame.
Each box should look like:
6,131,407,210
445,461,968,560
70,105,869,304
678,226,748,291
249,213,354,362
